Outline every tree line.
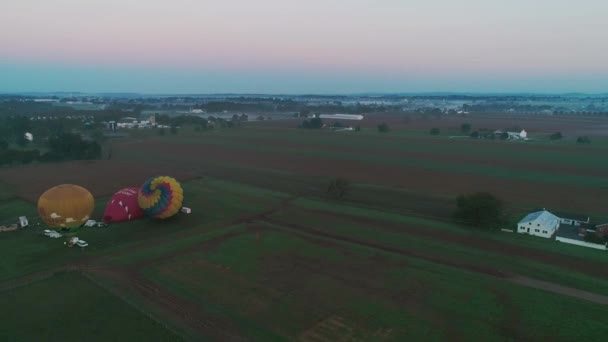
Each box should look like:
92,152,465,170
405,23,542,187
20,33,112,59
0,132,101,166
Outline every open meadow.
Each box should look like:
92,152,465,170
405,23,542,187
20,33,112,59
1,113,608,340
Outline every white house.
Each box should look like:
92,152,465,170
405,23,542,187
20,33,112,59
517,210,560,238
507,130,527,140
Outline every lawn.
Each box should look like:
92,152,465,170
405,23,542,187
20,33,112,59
0,272,180,341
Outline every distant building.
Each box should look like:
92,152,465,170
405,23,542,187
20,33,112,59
319,114,364,121
108,121,117,132
517,210,560,238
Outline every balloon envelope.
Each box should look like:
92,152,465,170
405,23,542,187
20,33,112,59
37,184,94,229
103,187,144,223
138,176,184,219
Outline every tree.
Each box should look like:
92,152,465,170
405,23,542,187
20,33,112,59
499,132,509,140
461,123,471,133
15,133,29,147
470,131,479,139
377,123,390,133
429,128,440,135
46,133,101,161
550,132,563,140
577,136,591,144
89,129,106,143
20,150,39,164
302,117,323,129
309,117,323,129
327,177,350,200
453,192,504,229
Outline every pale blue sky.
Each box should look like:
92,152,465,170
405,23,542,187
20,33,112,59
1,0,607,93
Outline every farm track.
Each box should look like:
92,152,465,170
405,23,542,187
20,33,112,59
296,208,608,278
257,217,608,306
86,264,249,341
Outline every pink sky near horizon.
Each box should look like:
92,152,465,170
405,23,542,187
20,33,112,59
1,0,608,92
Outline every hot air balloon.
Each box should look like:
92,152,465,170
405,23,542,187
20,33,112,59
37,184,94,229
103,187,144,223
137,176,184,219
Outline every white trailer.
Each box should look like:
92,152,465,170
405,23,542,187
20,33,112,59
18,216,29,228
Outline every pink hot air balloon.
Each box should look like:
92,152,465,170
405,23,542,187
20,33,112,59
103,187,144,223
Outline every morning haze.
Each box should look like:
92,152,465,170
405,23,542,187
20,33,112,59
1,1,608,341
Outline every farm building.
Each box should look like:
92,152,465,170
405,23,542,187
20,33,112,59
517,210,560,238
318,114,364,121
596,223,608,237
494,129,528,140
557,224,607,250
555,212,590,226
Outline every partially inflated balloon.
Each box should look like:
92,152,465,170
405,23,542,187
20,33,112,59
138,176,184,219
103,187,144,223
37,184,94,229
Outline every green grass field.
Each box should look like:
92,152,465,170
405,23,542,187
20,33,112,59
0,272,180,341
1,120,608,341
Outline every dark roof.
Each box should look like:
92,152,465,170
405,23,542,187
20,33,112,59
554,212,590,222
556,225,585,240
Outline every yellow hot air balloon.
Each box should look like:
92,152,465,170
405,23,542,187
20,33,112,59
37,184,94,229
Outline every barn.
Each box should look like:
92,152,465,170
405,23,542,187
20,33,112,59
517,210,560,238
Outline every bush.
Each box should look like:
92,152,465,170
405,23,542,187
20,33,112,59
354,126,361,132
550,132,563,140
454,192,504,229
377,123,390,133
327,177,350,200
430,128,440,135
577,136,591,144
302,117,323,129
470,131,479,138
461,123,471,133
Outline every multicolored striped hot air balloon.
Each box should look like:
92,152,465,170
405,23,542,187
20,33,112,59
137,176,184,219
